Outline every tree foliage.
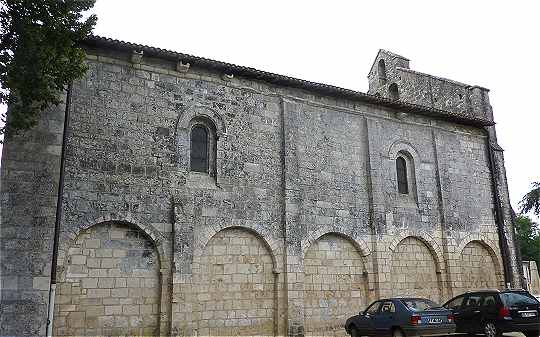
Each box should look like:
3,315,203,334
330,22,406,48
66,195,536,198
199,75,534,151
520,182,540,216
515,215,540,268
0,0,96,137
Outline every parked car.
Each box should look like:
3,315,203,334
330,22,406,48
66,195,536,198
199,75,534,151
345,297,456,337
442,289,540,337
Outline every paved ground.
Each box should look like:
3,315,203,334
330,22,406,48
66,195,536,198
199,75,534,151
467,333,527,337
440,333,528,337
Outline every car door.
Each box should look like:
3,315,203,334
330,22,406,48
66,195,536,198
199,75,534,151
460,293,484,333
356,301,382,336
372,301,396,337
480,293,499,325
444,294,466,332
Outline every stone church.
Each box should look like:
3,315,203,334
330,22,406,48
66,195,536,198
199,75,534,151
0,36,522,336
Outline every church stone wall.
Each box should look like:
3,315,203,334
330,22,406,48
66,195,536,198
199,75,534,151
0,43,519,336
303,234,368,337
0,96,67,336
53,222,161,336
435,129,495,233
459,241,500,293
389,237,441,303
191,227,276,337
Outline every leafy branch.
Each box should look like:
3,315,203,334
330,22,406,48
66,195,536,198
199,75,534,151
0,0,97,138
520,181,540,216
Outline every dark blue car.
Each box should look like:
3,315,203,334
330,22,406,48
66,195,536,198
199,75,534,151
345,297,456,337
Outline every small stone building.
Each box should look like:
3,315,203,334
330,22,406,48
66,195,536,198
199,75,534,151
0,37,522,336
523,261,540,294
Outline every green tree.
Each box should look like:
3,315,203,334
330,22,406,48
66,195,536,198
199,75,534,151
0,0,96,137
515,215,540,267
520,182,540,216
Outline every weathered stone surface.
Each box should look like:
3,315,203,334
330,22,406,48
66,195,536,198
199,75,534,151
191,227,275,337
303,234,368,337
0,41,521,336
0,95,67,336
53,223,160,337
389,237,441,302
459,241,500,292
368,50,490,121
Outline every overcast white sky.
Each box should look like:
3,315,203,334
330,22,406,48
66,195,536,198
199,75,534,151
1,0,538,219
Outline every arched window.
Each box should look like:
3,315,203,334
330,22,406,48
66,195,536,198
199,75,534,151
378,59,387,85
190,125,209,172
389,83,399,100
396,156,408,194
188,117,218,176
179,110,222,181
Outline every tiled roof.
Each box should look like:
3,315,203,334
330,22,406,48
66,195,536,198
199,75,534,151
81,36,494,127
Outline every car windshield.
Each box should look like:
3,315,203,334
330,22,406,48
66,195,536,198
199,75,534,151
401,299,438,311
501,292,539,306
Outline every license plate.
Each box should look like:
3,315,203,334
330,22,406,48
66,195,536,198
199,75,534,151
521,311,537,318
428,318,443,324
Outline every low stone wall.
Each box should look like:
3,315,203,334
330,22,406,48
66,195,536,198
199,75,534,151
524,261,540,294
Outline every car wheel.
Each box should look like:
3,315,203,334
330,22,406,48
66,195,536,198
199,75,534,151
392,328,405,337
350,326,360,337
483,321,500,337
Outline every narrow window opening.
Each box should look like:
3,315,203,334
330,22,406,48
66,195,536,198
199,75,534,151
389,83,399,100
190,125,209,173
378,59,387,85
396,156,409,194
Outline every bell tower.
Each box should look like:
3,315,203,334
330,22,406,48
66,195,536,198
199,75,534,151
367,49,410,99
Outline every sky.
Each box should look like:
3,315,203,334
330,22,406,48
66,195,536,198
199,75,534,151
1,0,539,219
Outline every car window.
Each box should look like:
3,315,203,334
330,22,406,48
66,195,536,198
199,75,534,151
365,301,381,315
482,294,497,308
501,292,539,306
401,299,437,311
445,296,465,310
463,295,483,308
380,301,396,314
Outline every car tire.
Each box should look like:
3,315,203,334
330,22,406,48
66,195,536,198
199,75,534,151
482,321,500,337
392,328,406,337
350,326,360,337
